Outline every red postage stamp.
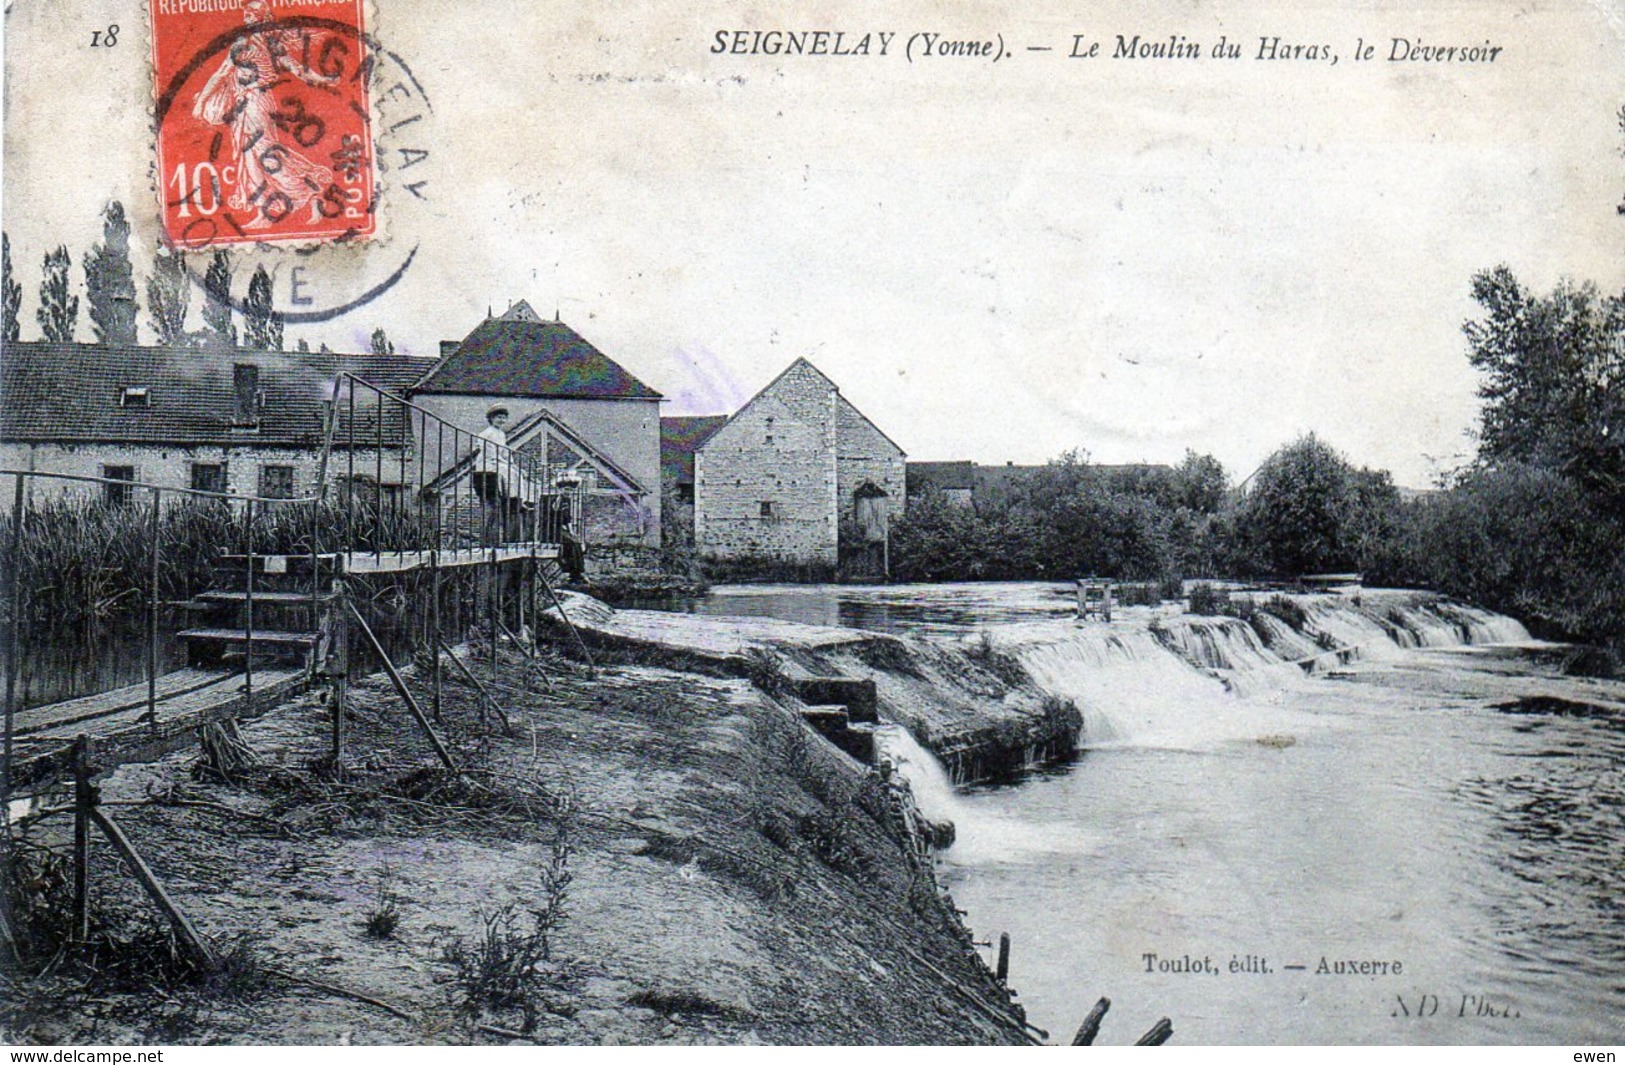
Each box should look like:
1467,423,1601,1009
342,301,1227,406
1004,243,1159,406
150,0,377,248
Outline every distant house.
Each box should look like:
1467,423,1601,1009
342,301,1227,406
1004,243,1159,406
413,301,663,547
905,461,975,508
1,300,665,559
694,358,905,575
660,415,728,505
0,341,430,504
906,460,1176,513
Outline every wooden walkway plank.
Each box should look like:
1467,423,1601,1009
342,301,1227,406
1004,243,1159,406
15,668,232,735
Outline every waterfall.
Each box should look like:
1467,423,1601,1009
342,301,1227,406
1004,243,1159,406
988,620,1306,749
876,724,1083,863
973,594,1531,752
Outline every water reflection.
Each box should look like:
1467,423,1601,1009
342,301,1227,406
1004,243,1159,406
634,580,1078,636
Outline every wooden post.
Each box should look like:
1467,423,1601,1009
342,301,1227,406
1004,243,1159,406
3,474,25,816
537,565,594,673
147,487,161,732
349,601,457,772
331,578,349,764
72,734,92,944
1134,1018,1173,1046
488,547,499,684
430,524,443,722
529,543,541,654
243,498,255,707
0,475,22,968
996,932,1011,983
1071,997,1111,1046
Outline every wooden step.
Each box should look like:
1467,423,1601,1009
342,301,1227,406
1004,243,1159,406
178,628,320,645
197,590,334,604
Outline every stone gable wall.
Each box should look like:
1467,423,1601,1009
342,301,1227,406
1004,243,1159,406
834,395,906,531
695,392,837,563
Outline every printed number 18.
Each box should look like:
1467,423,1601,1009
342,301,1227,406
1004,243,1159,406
90,24,119,47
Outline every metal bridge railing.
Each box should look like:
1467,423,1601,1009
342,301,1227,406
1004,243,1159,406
321,373,584,562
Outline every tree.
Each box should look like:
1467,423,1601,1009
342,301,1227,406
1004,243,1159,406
2,233,20,343
202,249,236,347
84,200,139,344
370,326,394,355
1463,265,1625,510
36,246,79,343
1170,451,1229,514
296,337,310,353
147,245,190,345
243,265,283,350
1235,434,1357,577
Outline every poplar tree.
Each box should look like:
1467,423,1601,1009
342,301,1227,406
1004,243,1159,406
84,200,139,344
202,249,236,347
147,245,191,345
243,265,283,350
36,246,79,343
2,233,20,343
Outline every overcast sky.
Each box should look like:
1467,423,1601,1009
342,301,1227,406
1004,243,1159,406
4,0,1623,487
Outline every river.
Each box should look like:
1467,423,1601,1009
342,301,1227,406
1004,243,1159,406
661,582,1624,1045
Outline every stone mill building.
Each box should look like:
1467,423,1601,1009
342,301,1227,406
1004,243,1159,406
693,358,905,576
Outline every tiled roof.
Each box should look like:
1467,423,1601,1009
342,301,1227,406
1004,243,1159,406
660,415,727,484
413,310,661,400
906,460,975,492
0,341,432,448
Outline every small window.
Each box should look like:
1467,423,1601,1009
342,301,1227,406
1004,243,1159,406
764,434,774,445
677,483,695,503
118,387,150,408
759,500,774,518
102,465,135,507
259,464,296,499
191,463,227,495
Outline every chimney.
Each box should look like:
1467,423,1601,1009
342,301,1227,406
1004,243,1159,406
440,340,459,358
233,363,261,427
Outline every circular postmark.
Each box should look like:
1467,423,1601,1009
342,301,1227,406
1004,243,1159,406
150,0,433,326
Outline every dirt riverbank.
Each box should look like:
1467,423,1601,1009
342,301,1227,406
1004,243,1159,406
3,633,1041,1045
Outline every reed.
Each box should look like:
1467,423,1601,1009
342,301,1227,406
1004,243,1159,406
0,492,434,631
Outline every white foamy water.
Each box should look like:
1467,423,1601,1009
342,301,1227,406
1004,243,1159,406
660,583,1617,1044
877,723,1092,864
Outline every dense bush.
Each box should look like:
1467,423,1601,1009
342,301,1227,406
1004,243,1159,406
891,450,1230,585
1391,463,1625,642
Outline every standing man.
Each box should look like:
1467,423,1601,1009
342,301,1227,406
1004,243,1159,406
473,405,517,543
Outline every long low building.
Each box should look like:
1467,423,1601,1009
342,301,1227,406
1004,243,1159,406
0,301,662,552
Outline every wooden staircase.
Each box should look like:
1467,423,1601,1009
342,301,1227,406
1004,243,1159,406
179,554,332,672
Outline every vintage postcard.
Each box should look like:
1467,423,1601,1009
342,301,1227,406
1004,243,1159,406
1,0,1622,1051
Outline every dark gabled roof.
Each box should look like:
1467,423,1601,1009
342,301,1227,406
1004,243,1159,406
703,356,905,457
412,307,661,400
0,341,431,448
660,415,728,484
907,460,975,492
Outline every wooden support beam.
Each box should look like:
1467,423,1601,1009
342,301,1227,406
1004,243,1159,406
89,805,217,971
348,602,457,773
438,640,515,736
1071,997,1111,1046
537,569,594,674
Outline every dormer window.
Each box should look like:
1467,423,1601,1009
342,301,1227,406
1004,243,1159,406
119,387,150,408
